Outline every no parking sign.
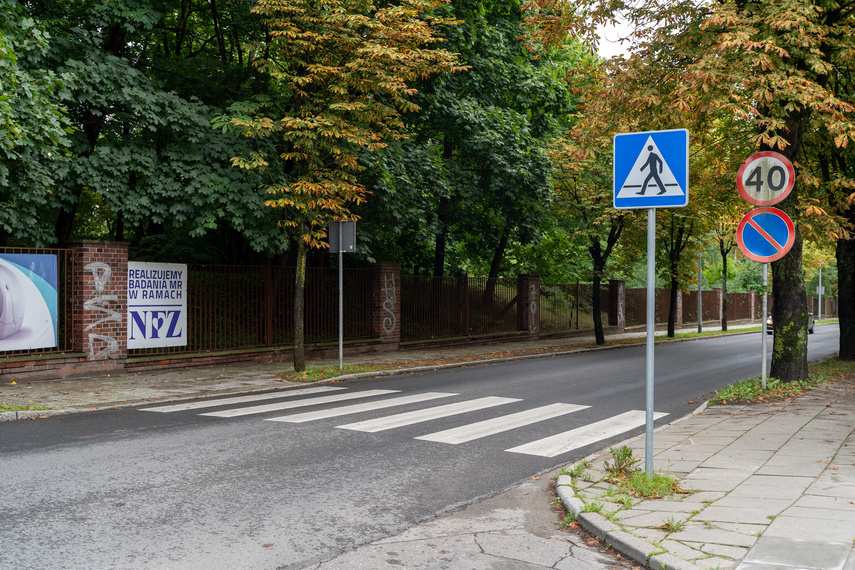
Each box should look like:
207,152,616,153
736,207,795,263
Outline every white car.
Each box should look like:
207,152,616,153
766,313,815,334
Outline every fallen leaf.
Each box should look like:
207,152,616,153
10,381,16,385
262,544,273,548
531,476,541,480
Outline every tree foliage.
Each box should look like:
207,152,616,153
216,0,462,370
0,0,71,246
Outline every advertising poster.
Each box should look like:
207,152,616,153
0,254,59,351
127,262,188,349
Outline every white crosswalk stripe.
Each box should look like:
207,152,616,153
140,386,669,459
267,392,458,423
506,410,668,458
415,403,589,444
139,386,345,413
337,396,521,433
198,389,401,418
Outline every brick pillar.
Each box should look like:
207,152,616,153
71,241,128,370
372,263,400,350
608,280,626,332
517,274,540,336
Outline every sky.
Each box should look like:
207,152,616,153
596,18,634,59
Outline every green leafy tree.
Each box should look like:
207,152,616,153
15,0,282,256
359,0,578,286
218,0,461,371
557,0,855,380
0,0,71,246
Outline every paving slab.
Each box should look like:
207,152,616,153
738,536,852,570
763,515,855,543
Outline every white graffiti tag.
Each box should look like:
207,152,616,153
529,284,538,334
382,274,397,335
84,262,121,360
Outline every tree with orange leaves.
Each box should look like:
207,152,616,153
215,0,462,370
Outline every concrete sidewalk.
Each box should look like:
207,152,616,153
556,379,855,569
2,323,853,570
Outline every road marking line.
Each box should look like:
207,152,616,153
139,386,346,413
337,397,521,433
199,389,400,418
415,403,589,444
506,410,668,458
267,392,458,423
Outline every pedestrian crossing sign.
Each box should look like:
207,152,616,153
614,129,689,209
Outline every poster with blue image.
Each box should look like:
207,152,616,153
0,254,58,351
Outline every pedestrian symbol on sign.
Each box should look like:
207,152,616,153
638,146,666,195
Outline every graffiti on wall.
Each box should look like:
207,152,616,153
382,274,397,335
529,283,539,334
84,262,121,360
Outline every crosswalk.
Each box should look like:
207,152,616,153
140,387,668,458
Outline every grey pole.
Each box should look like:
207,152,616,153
818,267,823,321
697,256,702,333
645,207,656,476
339,221,344,371
762,263,767,390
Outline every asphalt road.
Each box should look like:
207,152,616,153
0,326,839,569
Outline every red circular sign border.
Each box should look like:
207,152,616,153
736,207,795,263
736,151,796,206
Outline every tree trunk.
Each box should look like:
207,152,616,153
293,232,307,373
837,219,855,360
770,228,808,381
433,196,449,277
766,128,809,382
667,275,679,337
587,219,624,346
483,222,511,309
592,265,605,345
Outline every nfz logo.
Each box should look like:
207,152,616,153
129,310,183,340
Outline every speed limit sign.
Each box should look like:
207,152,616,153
737,151,795,206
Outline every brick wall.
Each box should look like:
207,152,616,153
371,263,401,350
517,274,540,336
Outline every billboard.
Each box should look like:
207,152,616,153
127,262,187,349
0,254,58,351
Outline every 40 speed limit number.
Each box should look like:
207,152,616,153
736,151,795,206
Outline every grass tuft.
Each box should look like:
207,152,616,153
0,402,51,413
708,357,855,406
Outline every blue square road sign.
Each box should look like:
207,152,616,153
614,129,689,209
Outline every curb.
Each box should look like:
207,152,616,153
0,408,76,422
554,402,714,570
0,327,753,422
558,475,703,570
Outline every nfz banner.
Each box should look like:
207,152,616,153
127,262,187,349
0,254,58,351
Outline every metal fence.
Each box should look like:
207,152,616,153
400,276,518,341
540,283,612,333
129,265,374,356
0,247,74,358
625,288,673,327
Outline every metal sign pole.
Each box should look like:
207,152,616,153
338,221,344,371
818,267,822,321
645,207,656,476
762,263,768,390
